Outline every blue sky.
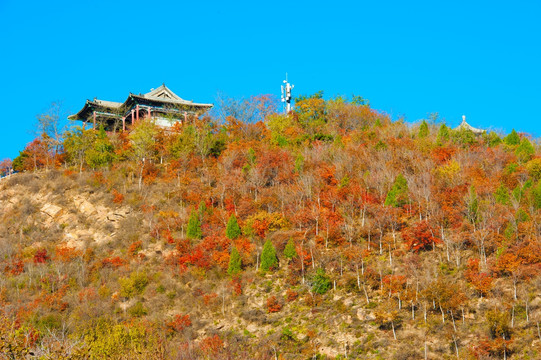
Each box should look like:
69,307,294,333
0,0,539,160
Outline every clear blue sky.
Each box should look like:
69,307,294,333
1,0,540,160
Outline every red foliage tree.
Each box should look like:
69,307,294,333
465,258,493,296
402,221,442,252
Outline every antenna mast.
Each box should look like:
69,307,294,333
281,73,294,113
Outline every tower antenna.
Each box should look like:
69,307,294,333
281,73,294,113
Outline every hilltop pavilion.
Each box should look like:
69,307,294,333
455,115,485,135
68,84,213,131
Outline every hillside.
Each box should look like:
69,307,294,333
1,95,541,359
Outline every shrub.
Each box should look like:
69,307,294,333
119,271,149,298
200,335,224,357
281,327,296,341
266,295,282,313
79,318,153,359
33,249,50,264
128,301,147,317
285,289,298,302
486,309,511,339
111,189,124,204
165,314,192,335
101,256,126,268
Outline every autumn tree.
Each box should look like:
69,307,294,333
129,118,158,189
0,158,12,176
63,125,96,172
85,126,114,169
402,220,442,252
36,101,66,165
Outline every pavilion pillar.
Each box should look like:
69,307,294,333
131,110,135,125
136,105,139,122
122,117,126,131
184,111,187,123
147,108,151,119
93,111,96,129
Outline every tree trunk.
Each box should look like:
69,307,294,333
356,265,360,290
363,284,369,304
511,305,515,327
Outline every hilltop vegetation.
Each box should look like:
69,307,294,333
1,94,541,359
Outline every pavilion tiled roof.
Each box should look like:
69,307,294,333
131,84,213,107
455,115,485,134
68,84,212,121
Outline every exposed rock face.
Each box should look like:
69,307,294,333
74,196,97,216
1,177,139,248
41,203,63,218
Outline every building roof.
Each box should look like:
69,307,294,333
455,115,485,134
68,84,213,121
93,99,123,108
135,84,213,107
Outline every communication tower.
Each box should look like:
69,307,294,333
281,73,294,113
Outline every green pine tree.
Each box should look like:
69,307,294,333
437,124,450,143
384,174,409,207
311,268,332,295
226,214,241,239
467,186,480,224
484,131,502,147
418,120,429,138
494,183,510,205
186,210,202,239
198,201,207,217
515,138,535,163
504,129,520,146
260,239,278,272
227,246,242,276
283,238,297,260
532,181,541,210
